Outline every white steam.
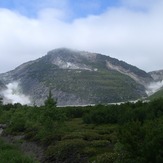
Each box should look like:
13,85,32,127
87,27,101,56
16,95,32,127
146,80,163,96
1,82,31,105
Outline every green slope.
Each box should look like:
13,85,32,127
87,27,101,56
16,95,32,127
148,89,163,100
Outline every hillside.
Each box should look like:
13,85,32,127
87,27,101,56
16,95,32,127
149,69,163,82
0,81,6,90
148,88,163,100
0,48,153,106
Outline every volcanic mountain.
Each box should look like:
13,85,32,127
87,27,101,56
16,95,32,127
0,48,154,106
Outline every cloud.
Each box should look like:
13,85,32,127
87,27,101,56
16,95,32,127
0,0,163,73
146,80,163,96
1,82,31,105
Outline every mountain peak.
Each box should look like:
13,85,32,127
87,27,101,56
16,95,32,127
48,47,77,54
47,47,96,58
44,48,97,70
0,48,154,106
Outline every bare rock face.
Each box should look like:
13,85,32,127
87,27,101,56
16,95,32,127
0,48,154,106
0,80,6,90
0,81,7,100
149,70,163,82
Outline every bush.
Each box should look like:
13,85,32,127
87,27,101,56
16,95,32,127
83,105,119,124
90,140,110,148
64,107,90,119
8,113,26,133
46,139,87,163
95,152,117,163
0,139,37,163
62,132,84,140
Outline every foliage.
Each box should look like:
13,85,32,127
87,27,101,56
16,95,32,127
46,139,87,163
0,98,163,162
0,138,37,163
95,152,118,163
44,89,57,108
83,105,119,124
148,89,163,100
63,106,90,119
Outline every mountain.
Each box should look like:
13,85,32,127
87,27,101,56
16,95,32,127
0,48,154,106
0,80,6,91
148,89,163,100
0,80,6,99
147,70,163,99
149,70,163,82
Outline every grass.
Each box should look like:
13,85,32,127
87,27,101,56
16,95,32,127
148,89,163,100
0,138,38,163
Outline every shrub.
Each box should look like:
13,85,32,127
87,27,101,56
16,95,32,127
0,139,37,163
83,105,119,124
64,107,90,118
90,140,110,147
95,152,117,163
8,113,26,133
46,139,87,163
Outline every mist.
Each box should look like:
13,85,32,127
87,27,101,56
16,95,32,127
146,80,163,96
1,82,31,105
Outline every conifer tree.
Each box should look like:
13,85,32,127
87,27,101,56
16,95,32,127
44,90,57,108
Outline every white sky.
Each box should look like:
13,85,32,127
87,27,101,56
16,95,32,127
0,0,163,73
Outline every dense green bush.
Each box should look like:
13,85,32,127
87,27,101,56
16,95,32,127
95,152,117,163
90,140,110,147
83,105,119,124
64,106,90,118
0,98,163,163
117,117,163,163
8,112,26,133
0,139,37,163
46,139,87,163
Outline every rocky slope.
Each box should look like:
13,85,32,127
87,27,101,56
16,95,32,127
0,48,154,106
149,70,163,82
0,81,6,90
146,69,163,98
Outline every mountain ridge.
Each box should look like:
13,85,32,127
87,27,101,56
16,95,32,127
0,48,155,106
149,69,163,82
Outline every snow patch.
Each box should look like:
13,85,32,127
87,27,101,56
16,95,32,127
52,57,92,71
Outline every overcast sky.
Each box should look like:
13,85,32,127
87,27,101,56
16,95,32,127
0,0,163,73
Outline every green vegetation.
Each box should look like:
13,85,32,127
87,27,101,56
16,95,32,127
0,98,163,162
148,89,163,100
30,66,145,103
13,48,148,106
0,138,37,163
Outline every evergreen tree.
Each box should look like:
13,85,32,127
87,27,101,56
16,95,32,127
44,90,57,108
